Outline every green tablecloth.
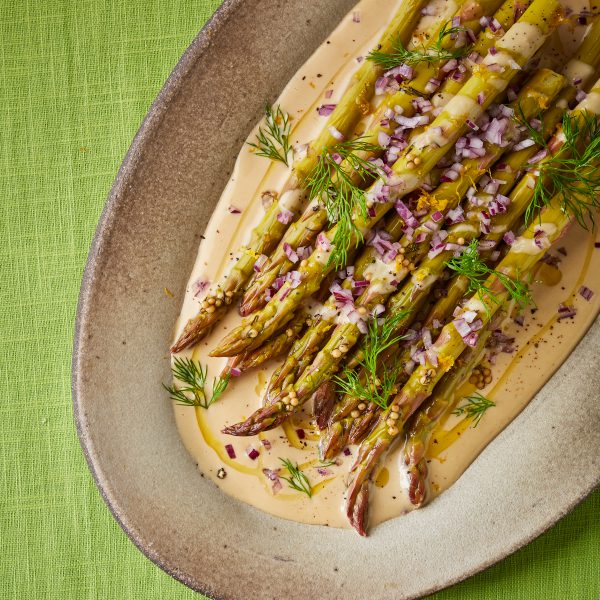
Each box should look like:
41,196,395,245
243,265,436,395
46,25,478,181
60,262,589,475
1,1,598,598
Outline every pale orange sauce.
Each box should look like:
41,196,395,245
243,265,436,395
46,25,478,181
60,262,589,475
172,0,600,529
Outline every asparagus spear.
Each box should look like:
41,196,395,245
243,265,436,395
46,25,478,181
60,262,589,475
213,0,562,361
221,311,307,377
345,90,600,534
240,0,508,316
170,0,428,352
401,325,492,507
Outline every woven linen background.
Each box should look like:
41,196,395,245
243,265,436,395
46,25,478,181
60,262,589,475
0,0,598,598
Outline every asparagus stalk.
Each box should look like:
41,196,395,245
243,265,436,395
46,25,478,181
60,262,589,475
401,325,493,507
239,0,507,316
344,84,600,533
170,0,428,352
221,311,307,377
213,0,562,361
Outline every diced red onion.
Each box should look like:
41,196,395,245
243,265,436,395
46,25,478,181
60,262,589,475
557,304,577,320
576,89,587,102
378,131,391,148
395,200,419,227
287,270,302,289
283,243,299,263
464,332,479,347
246,446,259,460
277,208,294,224
254,254,268,272
317,232,332,250
442,59,458,73
296,428,306,440
261,438,271,449
192,277,210,298
477,91,486,105
373,303,386,317
325,89,334,99
230,367,242,377
528,148,548,164
343,447,352,456
328,125,344,141
353,279,369,289
422,328,433,349
503,231,516,246
579,286,594,301
512,138,535,151
318,104,337,116
424,78,441,94
228,205,241,214
489,18,501,32
453,318,472,338
225,444,236,459
375,76,390,94
263,468,278,481
352,10,361,22
396,114,429,128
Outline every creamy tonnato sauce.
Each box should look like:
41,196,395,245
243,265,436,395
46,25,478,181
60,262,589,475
173,0,600,529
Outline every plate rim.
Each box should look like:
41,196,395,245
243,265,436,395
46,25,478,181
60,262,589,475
71,1,599,598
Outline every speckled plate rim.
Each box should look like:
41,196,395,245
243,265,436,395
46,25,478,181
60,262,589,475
71,1,599,598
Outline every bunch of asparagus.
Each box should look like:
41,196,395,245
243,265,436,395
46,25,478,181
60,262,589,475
171,0,600,535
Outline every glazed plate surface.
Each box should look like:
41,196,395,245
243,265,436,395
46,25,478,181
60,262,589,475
73,1,600,598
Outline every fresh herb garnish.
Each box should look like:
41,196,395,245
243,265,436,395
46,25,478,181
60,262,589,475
446,240,532,309
367,21,471,69
524,111,600,227
452,392,495,427
513,103,547,148
279,458,312,497
247,104,292,166
306,138,384,267
334,309,411,409
164,357,230,408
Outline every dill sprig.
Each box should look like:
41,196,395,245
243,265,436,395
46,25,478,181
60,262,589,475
279,458,312,497
334,309,411,409
367,21,471,69
163,357,230,408
306,138,384,267
247,105,292,166
513,103,547,148
524,111,600,227
452,393,495,427
446,240,532,309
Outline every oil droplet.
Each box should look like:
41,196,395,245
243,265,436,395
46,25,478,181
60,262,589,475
374,467,390,488
255,371,267,395
534,263,562,287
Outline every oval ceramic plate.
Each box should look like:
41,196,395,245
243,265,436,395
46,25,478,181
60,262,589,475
72,1,600,598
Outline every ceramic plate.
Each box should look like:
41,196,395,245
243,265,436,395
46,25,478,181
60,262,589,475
72,1,600,598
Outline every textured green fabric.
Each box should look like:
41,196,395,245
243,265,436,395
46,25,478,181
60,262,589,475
0,1,598,598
